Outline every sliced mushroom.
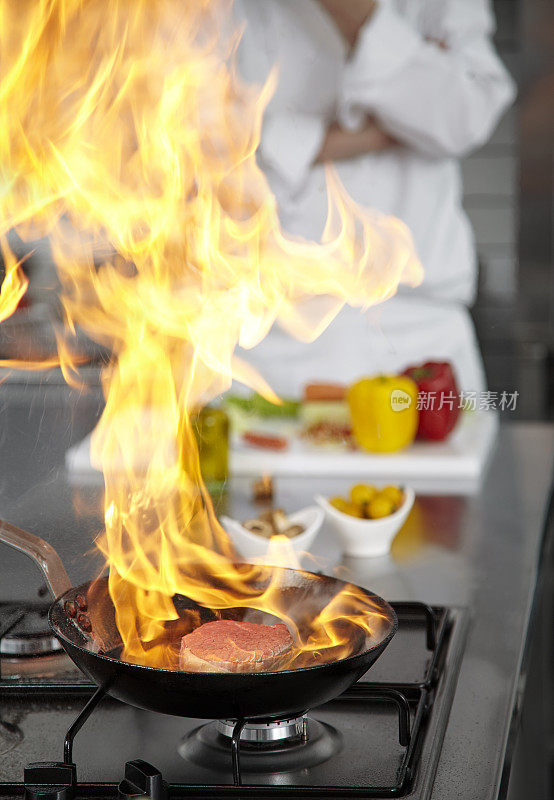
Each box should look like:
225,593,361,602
283,524,305,538
243,519,274,539
271,509,289,534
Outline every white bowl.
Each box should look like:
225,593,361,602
315,487,415,558
220,506,324,567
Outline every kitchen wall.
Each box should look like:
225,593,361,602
464,1,519,303
470,0,554,420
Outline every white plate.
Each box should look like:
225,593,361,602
230,411,498,494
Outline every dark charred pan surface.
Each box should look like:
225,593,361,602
49,568,397,720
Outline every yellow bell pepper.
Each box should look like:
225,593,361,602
347,375,419,453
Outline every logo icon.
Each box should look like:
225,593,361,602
390,389,412,412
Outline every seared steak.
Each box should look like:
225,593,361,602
179,619,293,673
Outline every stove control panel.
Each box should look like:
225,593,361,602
118,759,168,800
24,762,76,800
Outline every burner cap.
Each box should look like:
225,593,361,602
0,605,62,657
217,716,306,745
179,718,340,775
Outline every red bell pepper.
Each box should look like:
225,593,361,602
402,361,461,441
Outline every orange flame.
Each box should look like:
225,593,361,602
0,239,28,323
0,0,421,669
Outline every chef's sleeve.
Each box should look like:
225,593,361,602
338,0,516,158
233,0,327,196
257,111,327,195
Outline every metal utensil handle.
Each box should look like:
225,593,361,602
0,519,72,599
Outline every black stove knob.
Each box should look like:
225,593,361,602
24,762,76,800
118,760,168,800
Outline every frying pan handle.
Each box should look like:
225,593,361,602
0,519,72,599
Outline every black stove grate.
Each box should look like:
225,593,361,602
0,603,463,799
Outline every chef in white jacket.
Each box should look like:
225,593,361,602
233,0,515,395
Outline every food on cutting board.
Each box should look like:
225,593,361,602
224,393,297,450
329,483,405,520
303,383,347,403
300,383,353,448
225,393,300,433
179,619,293,672
228,363,460,456
347,375,418,453
242,431,288,451
402,361,461,441
242,508,305,539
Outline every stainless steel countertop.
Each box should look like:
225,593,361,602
0,382,552,798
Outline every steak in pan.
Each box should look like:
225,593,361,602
179,619,293,672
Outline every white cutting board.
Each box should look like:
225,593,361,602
230,411,498,488
66,411,498,494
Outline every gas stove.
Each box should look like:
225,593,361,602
0,602,468,799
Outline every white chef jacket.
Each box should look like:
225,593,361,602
233,0,516,394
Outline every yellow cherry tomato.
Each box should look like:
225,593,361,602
330,496,364,518
349,483,377,506
344,501,364,518
367,496,395,519
380,485,404,509
329,497,350,514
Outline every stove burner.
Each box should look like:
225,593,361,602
0,604,62,657
217,716,307,745
179,718,341,774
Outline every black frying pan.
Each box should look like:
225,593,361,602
0,520,397,721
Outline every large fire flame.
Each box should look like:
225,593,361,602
0,0,422,669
